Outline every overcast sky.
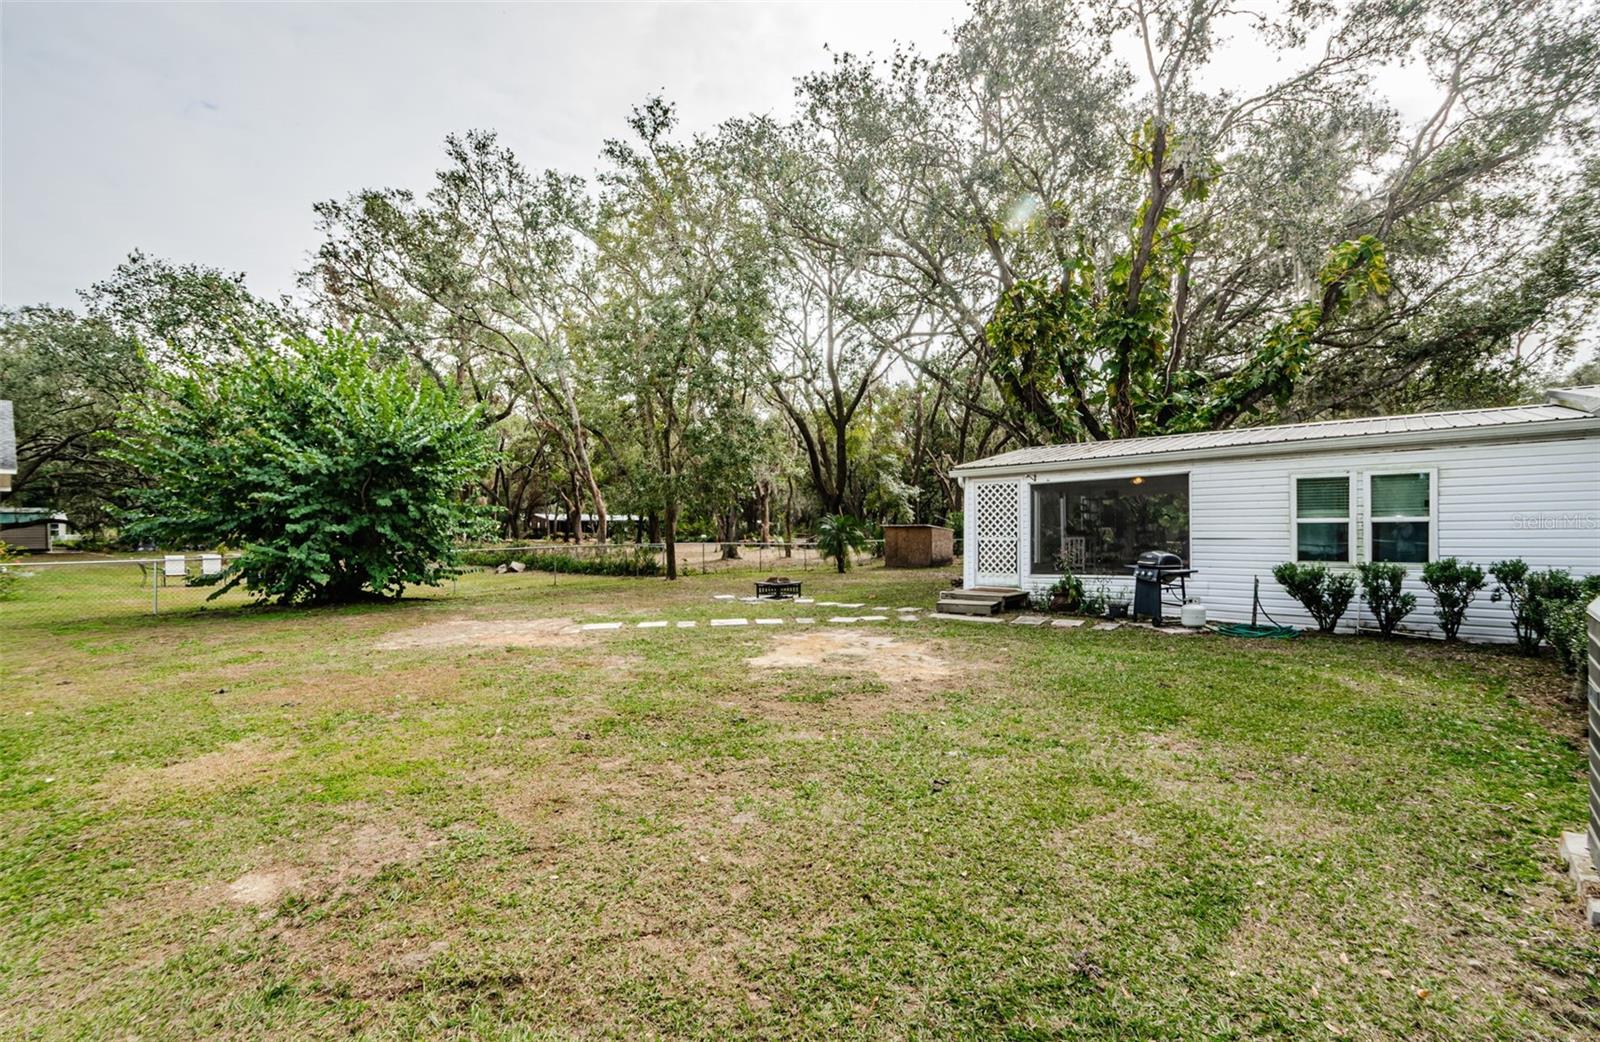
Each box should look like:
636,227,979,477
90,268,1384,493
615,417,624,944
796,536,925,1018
1,1,969,308
2,0,1452,315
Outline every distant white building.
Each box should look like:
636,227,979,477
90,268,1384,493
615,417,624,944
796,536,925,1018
953,387,1600,641
0,399,14,493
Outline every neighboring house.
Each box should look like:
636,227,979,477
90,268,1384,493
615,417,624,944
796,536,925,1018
0,400,14,493
0,507,74,553
530,512,646,540
953,386,1600,642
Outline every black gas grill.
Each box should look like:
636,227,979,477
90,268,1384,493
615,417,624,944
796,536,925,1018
1127,551,1194,626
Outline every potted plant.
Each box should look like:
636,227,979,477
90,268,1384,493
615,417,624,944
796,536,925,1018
1047,568,1085,613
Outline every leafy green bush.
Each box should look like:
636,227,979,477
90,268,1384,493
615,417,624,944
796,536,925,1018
815,515,871,573
0,541,19,600
1357,562,1416,637
459,546,661,577
1271,562,1356,633
116,327,494,605
1421,557,1485,641
1489,559,1541,654
1526,569,1600,673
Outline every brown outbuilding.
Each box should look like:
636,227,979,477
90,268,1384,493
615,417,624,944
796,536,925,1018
882,524,955,568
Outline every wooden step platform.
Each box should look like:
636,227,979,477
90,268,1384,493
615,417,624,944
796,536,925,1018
935,586,1031,616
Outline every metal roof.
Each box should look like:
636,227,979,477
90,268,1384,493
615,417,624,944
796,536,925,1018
0,400,14,475
953,388,1600,476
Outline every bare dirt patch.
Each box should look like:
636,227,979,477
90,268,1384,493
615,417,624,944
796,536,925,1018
745,628,952,685
215,819,445,908
373,616,581,650
104,738,291,800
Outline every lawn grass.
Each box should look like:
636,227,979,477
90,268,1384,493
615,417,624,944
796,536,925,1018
2,564,1597,1040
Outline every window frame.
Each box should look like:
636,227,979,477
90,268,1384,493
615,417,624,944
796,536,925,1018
1026,469,1190,577
1288,471,1356,566
1365,468,1437,565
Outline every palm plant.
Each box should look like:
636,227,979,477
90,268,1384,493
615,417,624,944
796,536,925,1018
815,514,870,573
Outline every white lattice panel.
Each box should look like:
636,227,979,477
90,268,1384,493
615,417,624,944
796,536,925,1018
975,482,1019,578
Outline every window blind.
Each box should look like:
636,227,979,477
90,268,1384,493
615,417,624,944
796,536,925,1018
1296,476,1349,518
1371,473,1429,517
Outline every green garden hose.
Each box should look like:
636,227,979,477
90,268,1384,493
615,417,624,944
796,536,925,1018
1214,622,1299,640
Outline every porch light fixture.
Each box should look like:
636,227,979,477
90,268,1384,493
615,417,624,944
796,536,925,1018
1130,476,1145,485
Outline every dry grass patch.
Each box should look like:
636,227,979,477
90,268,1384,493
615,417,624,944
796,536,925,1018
373,616,581,650
746,628,953,685
101,737,292,801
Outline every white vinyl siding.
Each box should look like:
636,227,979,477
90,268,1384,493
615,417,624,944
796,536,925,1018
999,434,1600,642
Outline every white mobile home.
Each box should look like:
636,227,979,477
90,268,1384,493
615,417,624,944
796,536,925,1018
953,387,1600,642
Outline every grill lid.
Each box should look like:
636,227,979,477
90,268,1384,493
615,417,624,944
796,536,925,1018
1136,550,1184,568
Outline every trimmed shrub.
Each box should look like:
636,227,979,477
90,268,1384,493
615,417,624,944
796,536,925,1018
1271,562,1356,633
459,546,661,577
1489,559,1541,654
1357,562,1416,637
1420,557,1486,641
1527,569,1600,673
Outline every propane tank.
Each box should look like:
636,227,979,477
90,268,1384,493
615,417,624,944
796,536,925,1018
1180,600,1207,628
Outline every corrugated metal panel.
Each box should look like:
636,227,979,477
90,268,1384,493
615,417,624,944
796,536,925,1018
1001,435,1600,643
954,402,1595,475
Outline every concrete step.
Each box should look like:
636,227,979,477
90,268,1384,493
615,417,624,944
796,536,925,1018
933,596,1002,616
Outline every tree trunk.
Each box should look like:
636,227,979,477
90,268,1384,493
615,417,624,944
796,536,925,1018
783,476,795,557
720,506,741,559
664,505,679,580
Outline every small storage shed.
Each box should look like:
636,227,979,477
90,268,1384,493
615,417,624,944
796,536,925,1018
883,524,955,568
952,386,1600,642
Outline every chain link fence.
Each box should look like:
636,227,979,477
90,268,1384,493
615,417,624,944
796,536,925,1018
0,540,963,626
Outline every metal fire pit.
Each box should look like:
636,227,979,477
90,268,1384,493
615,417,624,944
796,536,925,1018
1127,551,1194,626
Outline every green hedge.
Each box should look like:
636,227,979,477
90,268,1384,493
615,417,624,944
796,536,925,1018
459,546,662,577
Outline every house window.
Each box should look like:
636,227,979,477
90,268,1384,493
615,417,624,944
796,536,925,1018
1294,475,1351,562
1369,471,1432,563
1029,474,1188,576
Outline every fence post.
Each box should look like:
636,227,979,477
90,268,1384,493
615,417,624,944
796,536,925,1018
150,560,159,615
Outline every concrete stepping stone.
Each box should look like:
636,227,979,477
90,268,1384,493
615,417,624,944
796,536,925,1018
1050,618,1085,629
580,622,623,631
794,617,815,625
896,607,921,612
712,594,736,601
755,618,784,626
858,615,888,622
795,597,815,604
1092,622,1121,631
1011,615,1048,626
827,616,860,623
930,612,1002,623
836,602,865,609
815,600,842,607
710,618,748,627
637,621,668,629
676,621,696,628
